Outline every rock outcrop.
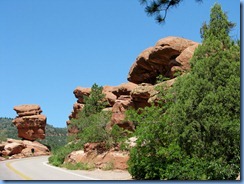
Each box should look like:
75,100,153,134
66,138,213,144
67,36,198,134
67,82,138,134
12,104,47,141
0,138,50,160
65,142,129,170
127,36,198,84
65,36,198,170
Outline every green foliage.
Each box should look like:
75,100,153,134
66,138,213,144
127,4,240,180
70,83,131,147
51,83,111,167
82,83,108,117
48,142,82,166
62,162,95,170
139,0,202,24
127,104,175,179
39,124,67,151
110,124,132,145
69,83,111,145
102,162,115,171
0,118,19,140
51,83,132,168
155,74,170,84
74,111,112,146
0,130,7,143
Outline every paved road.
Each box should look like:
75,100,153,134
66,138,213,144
0,156,131,180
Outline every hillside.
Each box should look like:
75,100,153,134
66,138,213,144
0,117,67,151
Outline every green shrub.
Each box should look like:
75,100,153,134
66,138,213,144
102,162,114,171
63,162,95,170
48,142,82,166
50,83,132,168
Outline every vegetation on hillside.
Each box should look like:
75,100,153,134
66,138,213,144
49,83,130,167
127,4,240,180
0,117,67,151
0,117,18,141
39,124,67,151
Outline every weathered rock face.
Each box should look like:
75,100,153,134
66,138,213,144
67,82,138,134
65,142,129,170
67,36,198,134
127,36,199,84
13,104,47,141
110,95,135,131
0,138,50,160
131,83,157,109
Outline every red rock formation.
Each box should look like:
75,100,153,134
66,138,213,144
12,104,47,141
103,86,117,106
67,83,138,134
112,82,138,97
67,36,198,135
0,138,50,160
73,87,91,103
127,36,198,84
110,95,135,131
130,83,157,109
65,142,129,170
3,142,25,156
65,36,199,170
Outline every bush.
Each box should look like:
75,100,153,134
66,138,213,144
63,162,95,170
48,142,82,166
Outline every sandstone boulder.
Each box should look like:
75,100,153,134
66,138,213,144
13,104,47,141
65,143,129,170
112,82,138,97
21,140,50,156
68,103,84,120
102,86,117,106
4,142,25,156
13,104,42,117
0,138,50,158
110,95,135,131
73,87,91,103
128,36,198,84
130,83,157,109
155,36,197,52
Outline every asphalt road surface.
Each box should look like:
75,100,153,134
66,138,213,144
0,156,131,180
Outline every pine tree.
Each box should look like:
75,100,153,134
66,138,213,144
128,3,240,180
82,83,108,117
139,0,202,23
169,4,240,179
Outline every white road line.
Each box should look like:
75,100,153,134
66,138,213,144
42,161,98,180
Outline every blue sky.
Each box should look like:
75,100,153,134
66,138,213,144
0,0,241,128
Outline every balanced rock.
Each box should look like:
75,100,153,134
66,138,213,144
13,104,47,141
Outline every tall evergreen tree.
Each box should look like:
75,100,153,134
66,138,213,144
170,4,240,179
128,3,240,180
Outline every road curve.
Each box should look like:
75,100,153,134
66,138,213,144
0,156,131,180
